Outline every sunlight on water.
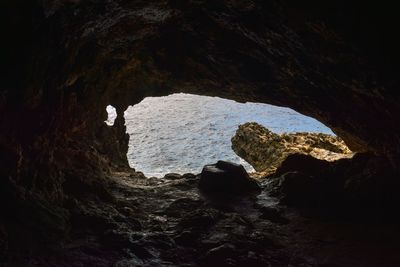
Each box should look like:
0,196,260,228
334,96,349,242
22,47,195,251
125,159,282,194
123,93,334,177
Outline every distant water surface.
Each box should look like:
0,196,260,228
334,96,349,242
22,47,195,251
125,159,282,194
120,93,334,177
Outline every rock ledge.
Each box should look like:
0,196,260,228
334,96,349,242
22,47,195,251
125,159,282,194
231,122,353,176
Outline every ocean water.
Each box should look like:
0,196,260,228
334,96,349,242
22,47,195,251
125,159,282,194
108,93,334,177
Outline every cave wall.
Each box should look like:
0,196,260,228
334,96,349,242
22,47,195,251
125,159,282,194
1,0,400,248
3,0,399,157
18,0,398,157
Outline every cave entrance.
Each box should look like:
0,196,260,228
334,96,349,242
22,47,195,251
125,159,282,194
105,105,117,126
106,93,348,178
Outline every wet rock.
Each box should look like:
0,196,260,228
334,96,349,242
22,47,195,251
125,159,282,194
199,161,261,196
231,122,353,175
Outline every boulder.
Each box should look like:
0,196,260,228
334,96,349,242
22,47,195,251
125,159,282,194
199,161,261,196
267,154,345,208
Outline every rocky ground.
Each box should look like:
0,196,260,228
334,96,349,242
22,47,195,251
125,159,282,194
6,166,400,267
232,122,353,176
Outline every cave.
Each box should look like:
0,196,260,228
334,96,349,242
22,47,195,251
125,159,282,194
1,1,400,266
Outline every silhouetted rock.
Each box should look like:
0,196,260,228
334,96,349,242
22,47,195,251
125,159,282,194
267,153,400,218
266,153,347,209
199,161,261,196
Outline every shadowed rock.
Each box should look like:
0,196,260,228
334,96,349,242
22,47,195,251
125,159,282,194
266,153,400,218
199,161,261,196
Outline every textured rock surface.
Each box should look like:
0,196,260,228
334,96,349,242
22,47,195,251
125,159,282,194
232,122,353,175
199,160,260,196
3,170,397,266
266,152,400,216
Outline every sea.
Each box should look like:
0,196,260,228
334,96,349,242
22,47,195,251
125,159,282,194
106,93,334,177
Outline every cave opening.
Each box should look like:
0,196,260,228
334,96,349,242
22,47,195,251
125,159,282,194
109,93,351,178
105,105,117,126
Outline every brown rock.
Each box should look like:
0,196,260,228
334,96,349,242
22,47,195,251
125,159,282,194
231,122,353,176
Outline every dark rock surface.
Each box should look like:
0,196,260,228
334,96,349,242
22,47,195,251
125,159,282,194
199,161,260,196
2,170,397,266
266,153,400,219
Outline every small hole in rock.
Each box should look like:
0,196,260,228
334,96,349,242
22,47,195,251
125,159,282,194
105,105,117,126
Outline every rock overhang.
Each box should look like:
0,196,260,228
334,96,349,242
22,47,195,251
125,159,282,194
35,0,398,159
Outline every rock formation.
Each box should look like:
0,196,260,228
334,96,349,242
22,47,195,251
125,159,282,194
231,122,353,175
265,152,400,217
199,160,261,196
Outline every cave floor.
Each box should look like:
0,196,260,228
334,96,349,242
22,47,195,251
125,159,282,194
18,171,400,267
